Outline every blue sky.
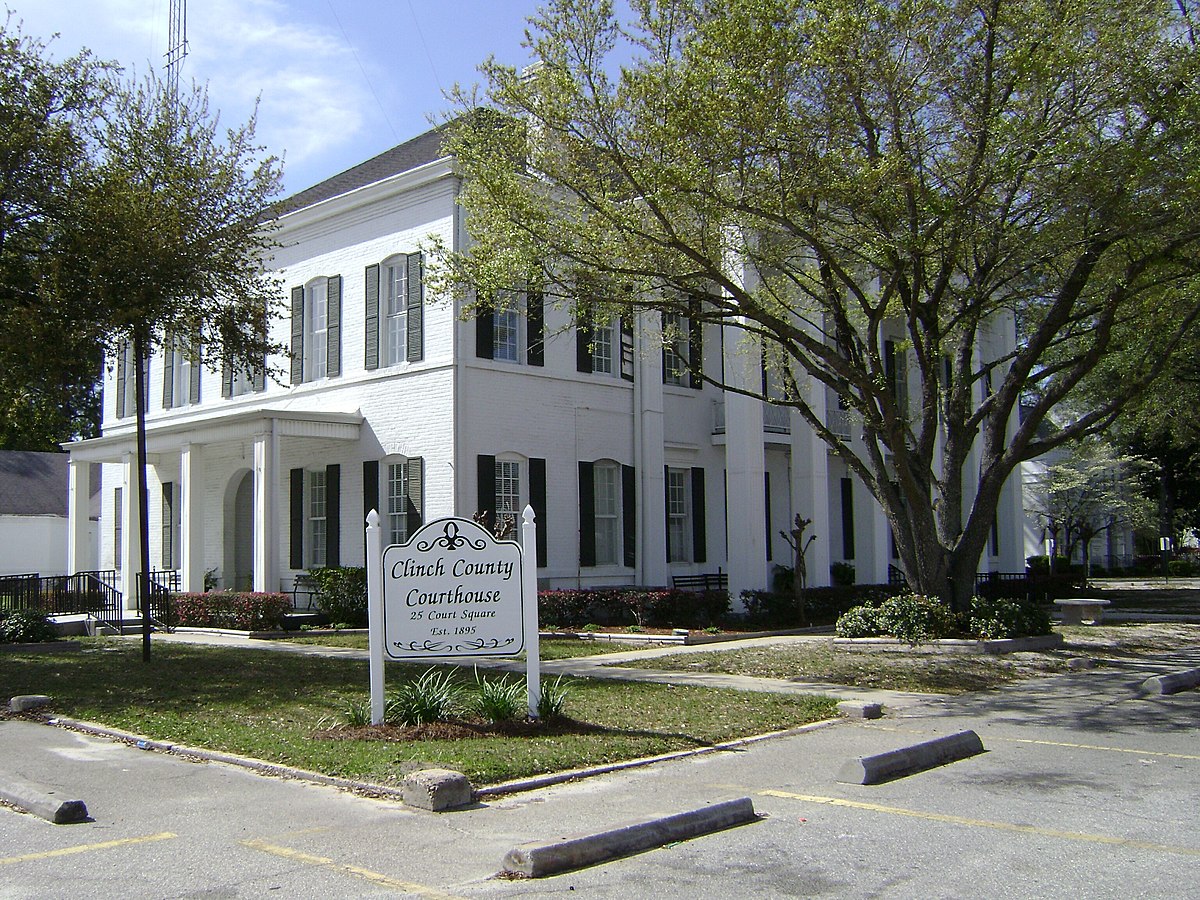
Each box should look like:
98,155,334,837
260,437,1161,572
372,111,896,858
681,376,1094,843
12,1,548,195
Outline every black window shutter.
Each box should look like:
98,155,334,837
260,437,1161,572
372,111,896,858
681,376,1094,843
189,344,202,404
476,455,496,531
362,460,379,547
663,465,671,562
364,264,379,371
526,284,544,367
530,457,547,565
162,344,174,408
116,340,128,418
290,286,304,384
221,360,233,398
476,297,495,359
841,477,855,560
407,456,424,535
691,466,707,563
578,461,595,567
622,464,636,568
325,463,340,567
765,472,773,562
576,321,594,374
326,276,342,378
290,468,304,569
619,317,635,382
688,315,704,390
407,253,424,362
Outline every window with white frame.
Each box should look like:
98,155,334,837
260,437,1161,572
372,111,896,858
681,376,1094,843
306,278,329,380
592,320,616,375
167,340,194,408
593,462,621,566
231,365,256,397
495,459,521,517
493,294,521,363
382,255,408,366
387,461,409,545
666,467,691,562
114,487,123,569
663,313,688,385
308,469,327,567
161,481,180,569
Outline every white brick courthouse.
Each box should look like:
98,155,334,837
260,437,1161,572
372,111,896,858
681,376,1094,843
65,127,1027,608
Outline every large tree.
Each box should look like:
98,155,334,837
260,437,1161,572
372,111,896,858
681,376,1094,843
0,20,111,449
46,73,284,658
436,0,1200,606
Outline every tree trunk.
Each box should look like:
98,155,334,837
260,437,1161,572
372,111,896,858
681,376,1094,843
133,329,153,662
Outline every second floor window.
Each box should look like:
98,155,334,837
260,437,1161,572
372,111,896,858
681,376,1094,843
306,279,328,380
383,257,408,365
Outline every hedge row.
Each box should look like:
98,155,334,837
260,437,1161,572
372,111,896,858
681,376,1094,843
835,593,1053,644
537,588,731,630
173,592,292,631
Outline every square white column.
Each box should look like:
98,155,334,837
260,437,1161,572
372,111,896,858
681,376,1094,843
180,444,206,593
120,453,141,611
252,427,279,592
67,461,92,574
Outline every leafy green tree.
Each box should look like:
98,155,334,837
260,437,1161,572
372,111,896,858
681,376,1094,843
45,73,284,658
436,0,1200,606
0,19,111,449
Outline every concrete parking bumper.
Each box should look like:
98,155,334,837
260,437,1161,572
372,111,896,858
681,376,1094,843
838,729,985,785
1140,667,1200,696
0,774,88,824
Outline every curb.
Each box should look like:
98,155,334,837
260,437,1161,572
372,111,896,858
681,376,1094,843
838,729,984,784
0,775,88,824
1140,667,1200,696
501,796,757,877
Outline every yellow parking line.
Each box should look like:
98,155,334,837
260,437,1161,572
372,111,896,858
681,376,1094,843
760,791,1200,857
867,724,1200,760
0,832,177,866
241,838,467,898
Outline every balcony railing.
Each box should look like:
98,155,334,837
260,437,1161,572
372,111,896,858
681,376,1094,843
712,400,791,436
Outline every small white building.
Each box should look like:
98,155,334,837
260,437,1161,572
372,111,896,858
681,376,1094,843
65,127,1027,608
0,451,97,576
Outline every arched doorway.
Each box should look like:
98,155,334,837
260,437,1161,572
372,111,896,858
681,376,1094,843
223,470,254,591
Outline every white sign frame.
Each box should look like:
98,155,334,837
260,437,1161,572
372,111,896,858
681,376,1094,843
366,507,541,725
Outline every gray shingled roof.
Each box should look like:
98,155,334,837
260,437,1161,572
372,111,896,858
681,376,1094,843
0,451,69,517
275,126,449,217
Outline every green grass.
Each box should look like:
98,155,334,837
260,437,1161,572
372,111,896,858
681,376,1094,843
616,639,1071,693
0,640,837,786
281,632,649,660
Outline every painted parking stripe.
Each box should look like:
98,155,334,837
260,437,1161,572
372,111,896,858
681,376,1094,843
241,838,467,898
760,791,1200,857
869,724,1200,761
0,832,177,866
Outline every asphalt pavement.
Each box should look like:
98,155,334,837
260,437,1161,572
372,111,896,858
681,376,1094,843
2,632,1199,898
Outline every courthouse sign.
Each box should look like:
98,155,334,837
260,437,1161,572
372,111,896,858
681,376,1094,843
380,517,525,659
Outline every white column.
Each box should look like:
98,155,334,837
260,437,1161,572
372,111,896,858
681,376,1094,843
252,424,278,592
792,411,832,588
120,453,141,611
723,328,769,598
639,313,668,586
180,443,206,593
67,460,92,574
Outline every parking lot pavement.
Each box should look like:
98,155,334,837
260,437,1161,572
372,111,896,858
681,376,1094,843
2,647,1198,898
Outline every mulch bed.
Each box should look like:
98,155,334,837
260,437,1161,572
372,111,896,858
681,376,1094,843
312,716,606,743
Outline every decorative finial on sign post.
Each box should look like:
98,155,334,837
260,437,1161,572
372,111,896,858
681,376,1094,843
366,508,379,528
522,504,536,525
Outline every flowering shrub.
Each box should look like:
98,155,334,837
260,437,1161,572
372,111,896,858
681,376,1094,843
537,588,731,630
174,592,291,631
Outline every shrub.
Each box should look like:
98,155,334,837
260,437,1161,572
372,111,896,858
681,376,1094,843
1168,559,1198,577
834,602,884,638
471,670,526,723
967,595,1052,639
876,594,959,645
308,567,368,628
537,675,569,719
830,561,856,586
387,667,463,726
174,592,291,631
0,609,58,643
538,590,600,630
744,584,904,628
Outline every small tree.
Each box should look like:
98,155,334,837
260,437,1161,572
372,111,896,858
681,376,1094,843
46,74,284,659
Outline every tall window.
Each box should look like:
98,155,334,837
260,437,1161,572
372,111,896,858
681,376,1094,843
594,463,620,566
592,321,615,375
494,294,520,362
383,256,408,365
387,461,409,545
306,278,329,380
308,469,327,567
667,467,691,563
161,482,179,569
167,339,194,408
231,365,256,397
114,487,123,570
663,313,688,385
495,460,521,517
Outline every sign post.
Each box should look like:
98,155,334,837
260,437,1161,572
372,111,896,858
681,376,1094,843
365,509,540,725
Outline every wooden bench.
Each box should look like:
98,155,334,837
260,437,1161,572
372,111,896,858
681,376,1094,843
1053,598,1111,625
672,571,729,593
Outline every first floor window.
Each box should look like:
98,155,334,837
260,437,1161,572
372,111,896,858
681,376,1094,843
387,461,409,545
114,487,123,569
309,469,327,567
593,463,621,566
161,481,180,569
667,467,691,563
495,460,520,518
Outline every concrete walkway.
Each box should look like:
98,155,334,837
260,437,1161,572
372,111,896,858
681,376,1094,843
147,629,938,711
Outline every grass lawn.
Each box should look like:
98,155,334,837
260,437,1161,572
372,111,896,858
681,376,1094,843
281,632,649,660
0,639,837,786
616,638,1072,693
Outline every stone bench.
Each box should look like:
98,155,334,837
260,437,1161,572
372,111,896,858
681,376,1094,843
1053,598,1111,625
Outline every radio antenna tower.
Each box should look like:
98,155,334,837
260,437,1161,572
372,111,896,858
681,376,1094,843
165,0,188,96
